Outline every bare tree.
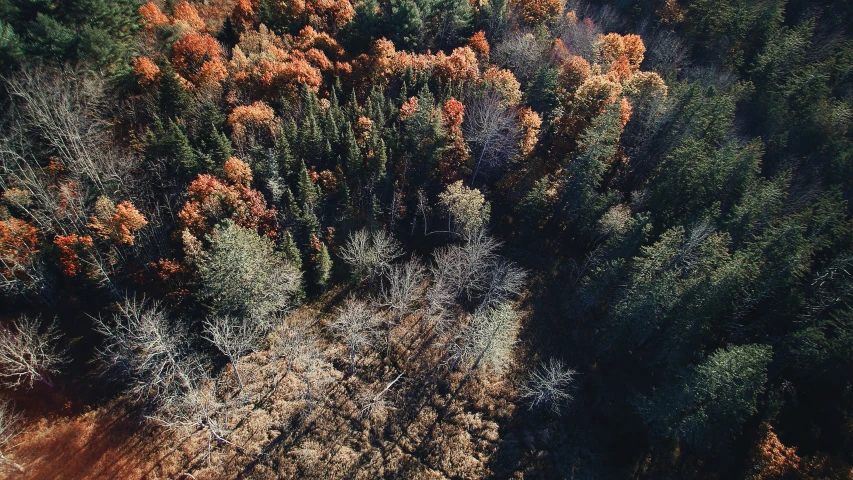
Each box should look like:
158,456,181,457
493,31,548,84
359,372,404,419
203,316,267,390
275,321,331,402
338,229,403,284
94,296,198,408
0,315,65,389
150,374,242,464
447,303,520,374
520,359,577,415
479,260,527,311
0,400,24,473
328,298,382,373
378,258,427,322
464,93,521,183
4,66,134,193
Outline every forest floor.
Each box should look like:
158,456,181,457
5,291,531,479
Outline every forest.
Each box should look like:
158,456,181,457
0,0,851,478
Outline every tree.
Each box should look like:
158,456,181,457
388,0,423,51
0,400,23,473
437,180,491,238
378,258,427,321
0,315,65,389
448,303,519,374
431,230,501,304
520,358,577,414
465,93,521,182
177,165,279,241
747,423,801,480
338,228,403,283
510,0,564,25
329,298,382,373
203,315,268,390
640,344,773,450
87,197,147,246
0,217,42,296
94,297,198,407
311,237,332,289
197,221,301,321
170,32,228,87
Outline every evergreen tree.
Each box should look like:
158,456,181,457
640,344,772,451
158,62,191,120
312,240,332,289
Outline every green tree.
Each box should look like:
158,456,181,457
197,221,302,321
640,344,772,450
312,240,332,289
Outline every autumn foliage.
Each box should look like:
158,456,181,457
748,424,801,480
53,234,93,277
177,160,278,241
132,56,161,87
139,2,168,29
0,218,39,280
170,32,228,87
511,0,565,25
87,198,148,246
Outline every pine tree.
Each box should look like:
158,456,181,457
341,121,362,176
558,101,621,231
296,160,319,208
195,102,233,172
145,119,198,177
275,129,296,180
281,230,303,271
640,344,772,451
158,62,191,120
312,239,332,289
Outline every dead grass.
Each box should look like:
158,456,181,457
6,293,524,479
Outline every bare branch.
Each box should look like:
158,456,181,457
93,296,198,408
203,315,267,390
328,298,382,373
520,359,577,415
338,229,403,283
447,303,520,374
0,400,24,473
377,258,427,322
0,315,66,389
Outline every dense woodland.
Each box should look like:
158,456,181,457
0,0,851,478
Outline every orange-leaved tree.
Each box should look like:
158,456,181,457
177,158,278,243
87,197,148,246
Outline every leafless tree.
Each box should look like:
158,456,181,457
423,268,457,328
0,315,65,389
447,303,520,374
464,93,521,183
275,321,332,402
150,374,242,464
411,189,431,237
328,298,383,373
520,359,577,415
479,260,527,311
338,229,403,284
377,258,427,322
93,296,199,408
493,31,548,84
0,400,24,473
203,316,268,390
4,66,135,194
